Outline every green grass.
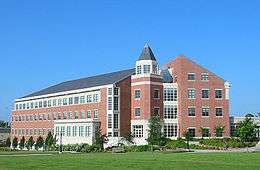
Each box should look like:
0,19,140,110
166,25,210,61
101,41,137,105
0,152,260,170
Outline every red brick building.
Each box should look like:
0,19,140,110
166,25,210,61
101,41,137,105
11,44,230,145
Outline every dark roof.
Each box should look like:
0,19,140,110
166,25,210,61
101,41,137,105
21,69,135,99
138,43,157,61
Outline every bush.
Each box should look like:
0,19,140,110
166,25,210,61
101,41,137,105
165,139,187,149
82,144,101,153
123,145,151,152
199,138,257,148
0,147,12,152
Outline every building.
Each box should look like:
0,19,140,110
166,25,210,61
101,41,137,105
230,116,260,139
11,44,230,146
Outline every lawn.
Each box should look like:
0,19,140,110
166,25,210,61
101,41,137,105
0,152,260,170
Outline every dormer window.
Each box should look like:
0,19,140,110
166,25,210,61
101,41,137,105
136,65,142,74
143,65,151,74
153,65,158,74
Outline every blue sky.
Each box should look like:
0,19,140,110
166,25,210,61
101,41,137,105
0,0,259,121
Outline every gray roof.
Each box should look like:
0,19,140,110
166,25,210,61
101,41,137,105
138,44,157,61
21,67,173,99
21,69,135,99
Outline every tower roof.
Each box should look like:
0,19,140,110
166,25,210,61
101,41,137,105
138,43,157,61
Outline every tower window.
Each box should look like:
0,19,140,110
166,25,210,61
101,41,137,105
143,65,151,74
136,65,142,74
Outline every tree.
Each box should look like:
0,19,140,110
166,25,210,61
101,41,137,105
45,131,55,151
5,137,11,147
236,117,257,148
94,125,107,151
245,113,254,118
26,136,35,150
0,121,9,128
12,137,18,149
215,126,225,137
35,136,44,151
147,115,164,146
184,131,193,150
19,136,25,150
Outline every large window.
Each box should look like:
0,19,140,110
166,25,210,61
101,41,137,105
216,107,223,116
81,111,85,119
202,89,209,99
202,107,209,116
108,97,112,110
188,107,196,116
74,97,79,104
135,108,141,117
114,97,119,111
79,126,84,136
114,114,119,129
87,110,91,118
94,110,98,119
164,88,173,101
143,65,151,74
67,126,71,136
108,114,112,128
164,123,177,137
55,126,60,136
164,105,177,119
188,73,195,80
188,89,196,99
85,126,91,136
86,95,92,103
93,94,99,102
80,96,85,104
72,126,77,136
61,126,65,136
133,125,143,137
215,89,223,99
135,90,141,99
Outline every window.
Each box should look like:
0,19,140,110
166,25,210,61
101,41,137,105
215,89,222,99
216,108,223,116
93,94,99,102
164,88,174,101
67,126,71,136
63,112,67,119
61,126,65,136
87,110,91,118
39,101,43,108
114,114,119,129
143,65,151,74
57,99,62,106
108,88,113,95
188,107,196,116
63,98,67,105
26,103,30,109
35,102,38,108
135,90,141,99
201,73,209,81
108,114,112,128
87,95,92,103
152,65,158,74
188,73,195,80
53,99,57,106
80,96,85,104
154,89,160,99
164,105,177,119
135,108,141,117
68,112,73,119
114,88,119,95
94,110,98,119
69,97,73,105
164,123,178,137
114,97,119,111
108,97,112,110
202,89,209,99
58,113,61,120
154,107,160,116
114,132,119,137
202,107,209,116
74,97,79,104
81,111,85,119
75,112,79,119
55,126,60,136
72,126,77,136
133,125,143,137
136,65,142,74
79,126,84,136
188,128,195,138
188,89,196,99
43,101,47,108
85,126,91,137
48,100,52,107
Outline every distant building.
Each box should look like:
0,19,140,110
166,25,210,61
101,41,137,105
230,116,260,139
0,128,11,146
11,44,230,145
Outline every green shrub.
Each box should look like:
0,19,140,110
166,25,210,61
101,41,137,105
199,138,256,148
165,139,187,149
123,145,151,152
82,144,101,153
0,147,12,152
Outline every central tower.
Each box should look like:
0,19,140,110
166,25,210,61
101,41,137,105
131,44,163,145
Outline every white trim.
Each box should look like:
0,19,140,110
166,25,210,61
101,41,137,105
131,81,163,86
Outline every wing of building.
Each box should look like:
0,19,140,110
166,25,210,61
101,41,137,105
11,44,231,146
